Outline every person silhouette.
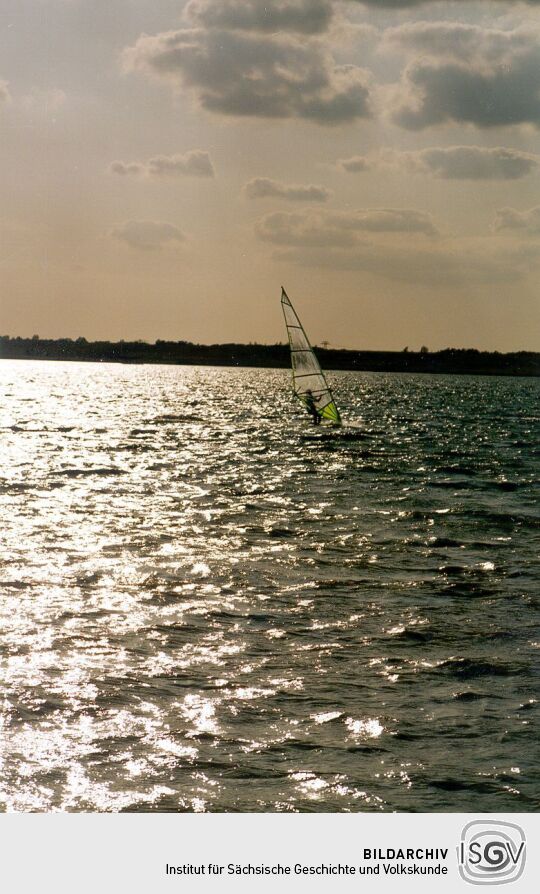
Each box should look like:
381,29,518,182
305,390,321,425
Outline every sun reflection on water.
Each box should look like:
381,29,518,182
0,361,538,812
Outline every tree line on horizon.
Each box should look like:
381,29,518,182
0,334,538,376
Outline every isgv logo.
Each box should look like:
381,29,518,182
458,821,526,885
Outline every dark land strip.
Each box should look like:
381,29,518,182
1,336,539,376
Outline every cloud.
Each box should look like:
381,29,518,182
352,0,540,6
147,150,215,177
273,241,532,287
254,202,538,286
256,207,438,247
385,24,540,131
338,155,371,172
404,146,540,180
337,146,539,180
124,28,371,125
257,211,357,247
493,206,540,234
393,58,540,130
110,150,215,178
185,0,335,35
383,22,535,64
110,161,146,176
110,220,186,251
245,177,331,202
0,80,11,104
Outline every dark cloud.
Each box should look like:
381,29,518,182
111,220,186,250
493,206,540,234
393,54,540,131
0,80,11,103
387,24,540,130
339,155,371,172
110,151,215,178
185,0,334,35
124,28,371,125
406,146,540,180
256,207,438,247
245,178,331,201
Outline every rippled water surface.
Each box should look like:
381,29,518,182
1,360,539,812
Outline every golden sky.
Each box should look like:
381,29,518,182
1,0,540,350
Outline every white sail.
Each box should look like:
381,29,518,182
281,287,341,425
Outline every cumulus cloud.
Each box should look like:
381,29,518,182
404,146,540,180
123,28,371,125
393,58,540,130
338,155,371,172
111,220,186,250
386,23,540,130
185,0,334,35
110,150,215,178
493,206,540,234
256,207,438,247
245,177,331,202
148,150,215,177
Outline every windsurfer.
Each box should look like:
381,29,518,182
305,390,321,425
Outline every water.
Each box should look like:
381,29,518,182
1,360,538,813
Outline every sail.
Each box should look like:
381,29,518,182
281,287,342,425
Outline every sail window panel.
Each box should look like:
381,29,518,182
288,330,311,352
291,350,318,375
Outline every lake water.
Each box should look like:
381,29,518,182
1,360,538,812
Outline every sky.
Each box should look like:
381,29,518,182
1,0,540,351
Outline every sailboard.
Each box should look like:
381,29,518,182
281,287,342,425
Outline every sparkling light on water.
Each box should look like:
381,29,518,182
0,360,538,811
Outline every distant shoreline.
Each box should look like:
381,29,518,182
1,336,539,377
